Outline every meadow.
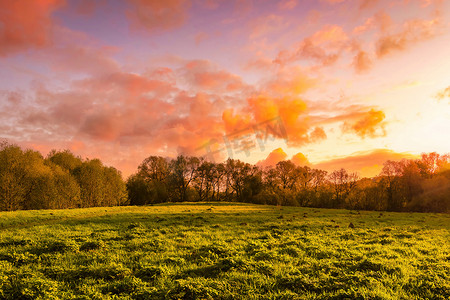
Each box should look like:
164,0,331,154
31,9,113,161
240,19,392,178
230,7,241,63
0,203,449,299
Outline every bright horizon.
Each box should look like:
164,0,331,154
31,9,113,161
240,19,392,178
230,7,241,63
1,0,449,178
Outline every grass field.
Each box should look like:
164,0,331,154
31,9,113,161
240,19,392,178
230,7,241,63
0,203,449,299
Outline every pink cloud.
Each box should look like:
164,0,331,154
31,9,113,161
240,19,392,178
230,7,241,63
194,32,209,45
0,0,65,56
44,45,120,76
181,60,246,93
250,14,288,39
278,0,298,10
73,0,106,15
126,0,191,33
274,25,348,67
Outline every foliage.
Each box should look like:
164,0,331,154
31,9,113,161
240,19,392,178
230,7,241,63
0,142,126,211
1,140,449,213
127,152,450,213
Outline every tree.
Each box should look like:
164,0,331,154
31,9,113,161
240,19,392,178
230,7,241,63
346,178,386,211
400,160,422,204
127,174,153,206
47,149,82,173
192,160,215,201
103,167,127,206
380,160,404,211
329,168,358,208
274,161,298,206
137,156,169,183
73,159,106,207
50,163,81,209
168,156,200,202
0,142,28,211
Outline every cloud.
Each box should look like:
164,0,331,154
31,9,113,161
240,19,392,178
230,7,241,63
0,0,64,56
353,11,393,35
221,94,317,148
199,0,222,10
43,45,120,76
314,149,418,178
249,14,288,40
257,148,287,167
278,0,298,10
0,68,423,180
274,25,348,67
194,32,209,45
321,0,346,3
73,0,106,15
309,126,327,142
126,0,191,33
352,50,372,73
247,95,311,146
180,60,246,93
222,109,252,133
3,60,251,176
262,66,317,96
291,152,310,166
435,86,450,103
342,109,386,138
376,18,441,57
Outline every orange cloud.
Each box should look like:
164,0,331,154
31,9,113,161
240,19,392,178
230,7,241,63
0,0,64,56
291,152,310,166
257,148,287,167
309,126,327,142
263,66,316,96
248,95,311,146
352,50,372,73
310,25,348,46
353,11,393,35
314,149,418,178
222,109,252,133
308,98,387,135
436,86,450,103
126,0,191,33
342,109,386,138
221,92,325,148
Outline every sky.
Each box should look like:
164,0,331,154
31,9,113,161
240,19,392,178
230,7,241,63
1,0,449,178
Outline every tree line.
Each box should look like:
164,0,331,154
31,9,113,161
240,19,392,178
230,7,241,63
0,141,127,211
127,152,450,213
1,141,449,212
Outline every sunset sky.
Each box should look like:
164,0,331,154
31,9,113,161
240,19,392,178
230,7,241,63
1,0,449,178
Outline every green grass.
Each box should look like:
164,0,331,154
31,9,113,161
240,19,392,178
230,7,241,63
0,203,449,299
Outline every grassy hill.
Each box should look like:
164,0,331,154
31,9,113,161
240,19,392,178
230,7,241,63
0,203,449,299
